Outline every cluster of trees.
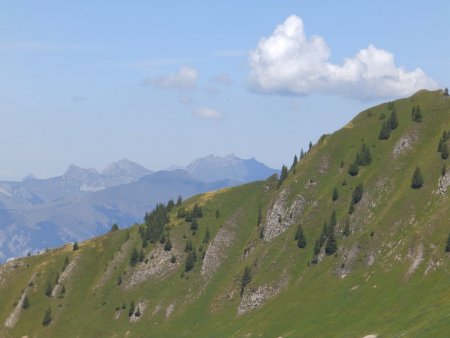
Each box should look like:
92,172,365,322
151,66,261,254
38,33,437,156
437,130,450,160
379,110,398,140
348,144,372,176
278,143,315,188
141,203,170,245
312,210,338,263
411,105,423,122
294,225,307,248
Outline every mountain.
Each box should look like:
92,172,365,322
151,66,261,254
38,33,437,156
0,157,276,261
1,90,449,337
186,153,277,182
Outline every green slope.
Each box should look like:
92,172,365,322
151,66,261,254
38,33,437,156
1,89,450,338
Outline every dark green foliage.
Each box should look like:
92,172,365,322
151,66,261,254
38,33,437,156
325,232,337,255
166,199,175,212
117,274,122,286
203,228,210,244
356,143,372,166
313,239,321,256
135,306,141,317
278,165,289,188
240,266,252,296
191,217,199,231
411,166,424,189
379,112,387,120
389,111,398,130
442,165,447,177
143,203,169,243
445,88,449,96
442,131,449,142
164,238,172,251
73,242,79,251
121,302,126,310
329,210,337,228
215,209,220,219
159,233,166,244
42,307,52,326
192,204,203,218
343,219,351,237
130,247,139,267
291,155,298,173
139,249,145,262
441,142,449,159
387,101,394,110
379,121,391,140
308,141,313,152
110,223,119,232
348,161,359,176
128,301,135,317
332,187,339,202
55,272,60,284
176,195,182,206
257,204,263,226
184,240,193,252
184,251,196,272
351,184,364,205
45,281,52,297
60,284,66,295
438,138,444,152
22,295,30,309
445,233,450,252
170,255,176,263
412,105,422,122
177,208,186,219
296,226,307,248
300,148,305,159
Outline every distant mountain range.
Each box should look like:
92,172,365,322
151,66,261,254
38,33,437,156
0,155,277,261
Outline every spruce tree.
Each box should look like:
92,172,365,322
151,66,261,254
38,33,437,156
411,166,424,189
164,238,172,251
215,209,220,219
446,233,450,252
184,252,195,272
438,138,444,152
128,301,135,317
130,248,139,267
442,164,447,177
117,274,122,286
389,111,398,130
176,195,182,206
343,219,351,237
278,165,289,187
348,161,359,176
203,228,210,244
325,232,337,255
300,148,305,159
22,295,30,309
358,144,372,166
190,217,199,231
110,223,119,232
332,187,339,202
296,226,307,248
139,249,145,262
170,254,176,263
240,266,252,296
445,88,449,96
73,242,79,251
379,121,391,140
412,105,423,122
442,142,449,160
313,239,321,255
135,305,141,317
45,281,53,297
42,307,52,326
257,204,263,226
291,155,298,173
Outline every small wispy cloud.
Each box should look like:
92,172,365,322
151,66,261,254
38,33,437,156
194,107,223,120
142,66,198,90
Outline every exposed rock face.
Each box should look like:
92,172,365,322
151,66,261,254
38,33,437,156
263,188,305,241
125,245,180,289
405,243,424,280
437,171,450,195
237,274,289,315
130,300,148,323
333,245,360,279
165,302,176,318
201,211,241,279
392,134,417,159
4,271,35,328
52,256,78,296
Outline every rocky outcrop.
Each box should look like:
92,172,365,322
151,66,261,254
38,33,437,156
405,243,424,280
392,133,417,159
125,245,180,289
52,256,78,296
263,188,305,241
437,171,450,195
237,274,289,315
165,302,176,318
130,300,148,323
333,245,360,279
201,211,241,279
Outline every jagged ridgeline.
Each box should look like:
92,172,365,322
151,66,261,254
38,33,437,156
1,89,450,337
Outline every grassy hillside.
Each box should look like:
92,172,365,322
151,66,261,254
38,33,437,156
1,90,450,338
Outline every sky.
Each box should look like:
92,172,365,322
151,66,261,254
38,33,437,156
0,1,448,180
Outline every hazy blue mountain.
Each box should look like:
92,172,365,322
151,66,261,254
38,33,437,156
0,156,276,261
186,154,277,182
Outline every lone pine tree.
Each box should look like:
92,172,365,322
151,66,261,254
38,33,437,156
411,166,424,189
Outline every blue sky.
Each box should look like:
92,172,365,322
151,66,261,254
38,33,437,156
0,1,448,180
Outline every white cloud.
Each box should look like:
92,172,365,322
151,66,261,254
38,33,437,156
249,15,439,100
143,66,198,90
194,107,223,120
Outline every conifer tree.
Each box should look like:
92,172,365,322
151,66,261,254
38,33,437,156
411,166,424,189
257,204,263,226
357,143,372,166
42,307,52,326
22,295,30,309
291,155,298,173
438,138,444,152
296,226,307,248
348,161,359,176
343,219,351,237
128,301,135,317
325,232,337,255
313,239,321,256
240,266,252,296
441,142,449,160
164,238,172,251
117,274,122,286
389,111,398,130
215,209,220,219
203,228,210,244
184,251,195,272
135,305,141,317
130,248,139,267
351,183,364,205
176,195,182,206
308,141,313,152
170,254,176,263
73,242,79,251
412,105,423,122
332,187,339,202
110,223,119,232
277,165,289,187
446,233,450,252
45,281,52,297
379,121,391,140
445,88,449,96
442,164,447,177
300,148,305,159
